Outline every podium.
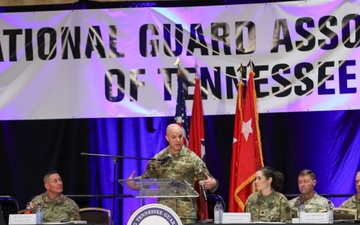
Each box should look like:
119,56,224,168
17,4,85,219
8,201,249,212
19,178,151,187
119,178,199,225
118,178,199,198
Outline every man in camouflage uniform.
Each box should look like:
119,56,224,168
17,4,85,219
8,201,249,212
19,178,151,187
29,171,80,222
244,167,292,223
288,169,333,217
127,123,218,225
339,171,360,219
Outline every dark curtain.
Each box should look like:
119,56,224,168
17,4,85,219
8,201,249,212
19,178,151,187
0,110,360,224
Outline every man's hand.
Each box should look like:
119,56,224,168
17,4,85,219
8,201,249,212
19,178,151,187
126,171,140,190
200,172,218,190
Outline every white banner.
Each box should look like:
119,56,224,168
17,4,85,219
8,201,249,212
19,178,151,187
0,0,359,120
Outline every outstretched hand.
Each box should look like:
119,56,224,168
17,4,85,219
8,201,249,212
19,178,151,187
200,172,217,190
126,171,139,190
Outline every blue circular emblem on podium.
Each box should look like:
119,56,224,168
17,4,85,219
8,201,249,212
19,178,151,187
127,203,182,225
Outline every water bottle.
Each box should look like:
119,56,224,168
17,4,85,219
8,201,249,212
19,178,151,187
327,201,333,224
214,201,223,224
299,202,305,223
36,204,43,224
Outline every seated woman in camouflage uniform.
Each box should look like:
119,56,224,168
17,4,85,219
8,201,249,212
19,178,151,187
244,167,292,223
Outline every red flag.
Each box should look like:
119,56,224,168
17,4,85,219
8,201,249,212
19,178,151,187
228,70,264,212
188,77,208,220
188,77,205,160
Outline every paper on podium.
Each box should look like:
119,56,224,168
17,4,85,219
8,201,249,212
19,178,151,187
119,178,199,198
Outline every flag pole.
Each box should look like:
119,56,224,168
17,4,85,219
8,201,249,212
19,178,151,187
189,58,211,222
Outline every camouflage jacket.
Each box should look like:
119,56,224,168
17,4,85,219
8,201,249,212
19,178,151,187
244,190,292,223
340,195,360,219
288,193,333,216
139,146,218,220
30,192,80,222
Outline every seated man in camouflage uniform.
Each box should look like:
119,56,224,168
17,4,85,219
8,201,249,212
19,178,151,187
288,169,334,217
339,171,360,219
127,123,219,225
29,170,81,222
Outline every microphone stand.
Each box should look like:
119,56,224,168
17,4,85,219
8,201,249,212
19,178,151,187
80,152,156,225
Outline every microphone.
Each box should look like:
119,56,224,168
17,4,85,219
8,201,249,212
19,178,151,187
159,154,172,164
199,181,207,201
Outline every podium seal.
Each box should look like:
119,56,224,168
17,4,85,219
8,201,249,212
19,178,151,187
127,203,182,225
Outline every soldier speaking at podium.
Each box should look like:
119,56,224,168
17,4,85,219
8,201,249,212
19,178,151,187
127,123,219,225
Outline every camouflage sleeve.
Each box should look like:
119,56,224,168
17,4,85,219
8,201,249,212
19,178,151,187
140,160,159,178
193,153,209,179
339,200,348,208
192,157,208,179
192,153,219,192
288,197,296,208
29,195,43,213
279,194,292,223
244,194,256,221
70,207,81,221
339,197,353,208
68,200,80,221
208,177,219,193
288,196,300,216
244,198,251,213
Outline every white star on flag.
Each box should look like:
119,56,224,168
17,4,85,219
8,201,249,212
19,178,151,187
242,118,253,141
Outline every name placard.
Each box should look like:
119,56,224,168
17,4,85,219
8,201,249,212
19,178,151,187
222,212,251,224
9,214,36,225
301,212,329,223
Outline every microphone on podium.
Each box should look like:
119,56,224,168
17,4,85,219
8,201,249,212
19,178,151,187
159,154,172,164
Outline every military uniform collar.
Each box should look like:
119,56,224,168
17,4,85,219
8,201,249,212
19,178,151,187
257,189,276,204
356,194,360,201
165,146,186,157
43,192,65,203
352,195,360,203
299,192,318,204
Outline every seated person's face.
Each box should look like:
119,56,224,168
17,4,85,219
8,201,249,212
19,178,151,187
298,175,315,195
45,173,63,195
254,171,271,192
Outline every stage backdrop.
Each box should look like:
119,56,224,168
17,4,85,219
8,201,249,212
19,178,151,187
0,0,360,120
0,1,360,225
